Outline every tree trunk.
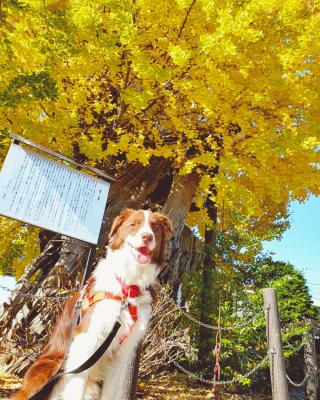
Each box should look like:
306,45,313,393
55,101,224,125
160,172,201,283
198,199,217,369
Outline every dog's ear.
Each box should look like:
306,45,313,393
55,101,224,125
109,208,134,240
160,215,174,238
153,213,174,266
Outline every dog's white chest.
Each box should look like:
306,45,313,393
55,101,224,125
85,298,152,384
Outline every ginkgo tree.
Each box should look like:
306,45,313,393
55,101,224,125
0,0,319,374
1,0,319,231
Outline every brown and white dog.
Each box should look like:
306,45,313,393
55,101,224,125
11,209,173,400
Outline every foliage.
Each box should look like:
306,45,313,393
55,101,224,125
0,6,318,396
0,220,39,278
182,247,315,389
0,0,320,275
0,71,58,107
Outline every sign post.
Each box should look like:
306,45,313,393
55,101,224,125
0,135,114,244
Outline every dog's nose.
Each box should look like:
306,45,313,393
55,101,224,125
141,232,153,244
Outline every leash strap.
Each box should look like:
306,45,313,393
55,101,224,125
28,320,121,400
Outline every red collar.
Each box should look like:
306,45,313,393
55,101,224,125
116,276,141,298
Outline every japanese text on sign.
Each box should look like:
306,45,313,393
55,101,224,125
0,143,110,244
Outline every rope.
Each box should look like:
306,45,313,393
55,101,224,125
285,327,320,388
1,273,314,391
0,284,71,301
171,354,270,386
265,305,313,390
169,298,262,331
286,372,308,388
283,329,310,354
0,286,263,326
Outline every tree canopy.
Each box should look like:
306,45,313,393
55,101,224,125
0,0,320,275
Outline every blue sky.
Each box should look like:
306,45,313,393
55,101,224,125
263,195,320,306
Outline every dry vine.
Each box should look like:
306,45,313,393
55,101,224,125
139,286,192,379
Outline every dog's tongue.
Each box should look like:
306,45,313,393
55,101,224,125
136,246,151,265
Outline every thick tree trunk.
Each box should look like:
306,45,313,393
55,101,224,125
160,173,202,283
126,172,201,399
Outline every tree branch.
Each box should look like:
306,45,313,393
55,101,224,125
177,0,197,39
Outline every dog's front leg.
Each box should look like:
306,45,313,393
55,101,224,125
58,301,122,400
100,303,152,400
58,372,89,400
58,333,91,400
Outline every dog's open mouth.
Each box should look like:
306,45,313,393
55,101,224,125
129,245,152,265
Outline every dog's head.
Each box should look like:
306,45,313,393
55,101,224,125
108,209,174,266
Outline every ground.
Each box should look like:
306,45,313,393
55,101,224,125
137,375,272,400
0,372,274,400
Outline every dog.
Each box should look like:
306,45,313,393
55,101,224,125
10,209,174,400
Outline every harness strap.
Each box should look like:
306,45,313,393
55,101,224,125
116,276,141,298
82,277,142,322
82,291,138,323
28,321,121,400
82,291,123,312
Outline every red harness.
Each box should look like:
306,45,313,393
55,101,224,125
82,276,141,323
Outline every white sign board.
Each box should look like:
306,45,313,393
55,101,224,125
0,143,110,244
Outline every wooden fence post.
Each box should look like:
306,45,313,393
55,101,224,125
107,345,141,400
305,322,318,400
263,288,289,400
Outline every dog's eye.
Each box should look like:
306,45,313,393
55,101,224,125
152,225,160,233
129,223,136,227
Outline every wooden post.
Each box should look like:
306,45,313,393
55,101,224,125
263,288,289,400
305,322,318,400
110,344,142,400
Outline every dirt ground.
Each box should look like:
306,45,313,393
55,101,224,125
0,372,273,400
137,374,272,400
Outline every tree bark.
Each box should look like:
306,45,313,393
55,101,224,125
198,199,217,369
126,172,201,399
160,172,201,283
